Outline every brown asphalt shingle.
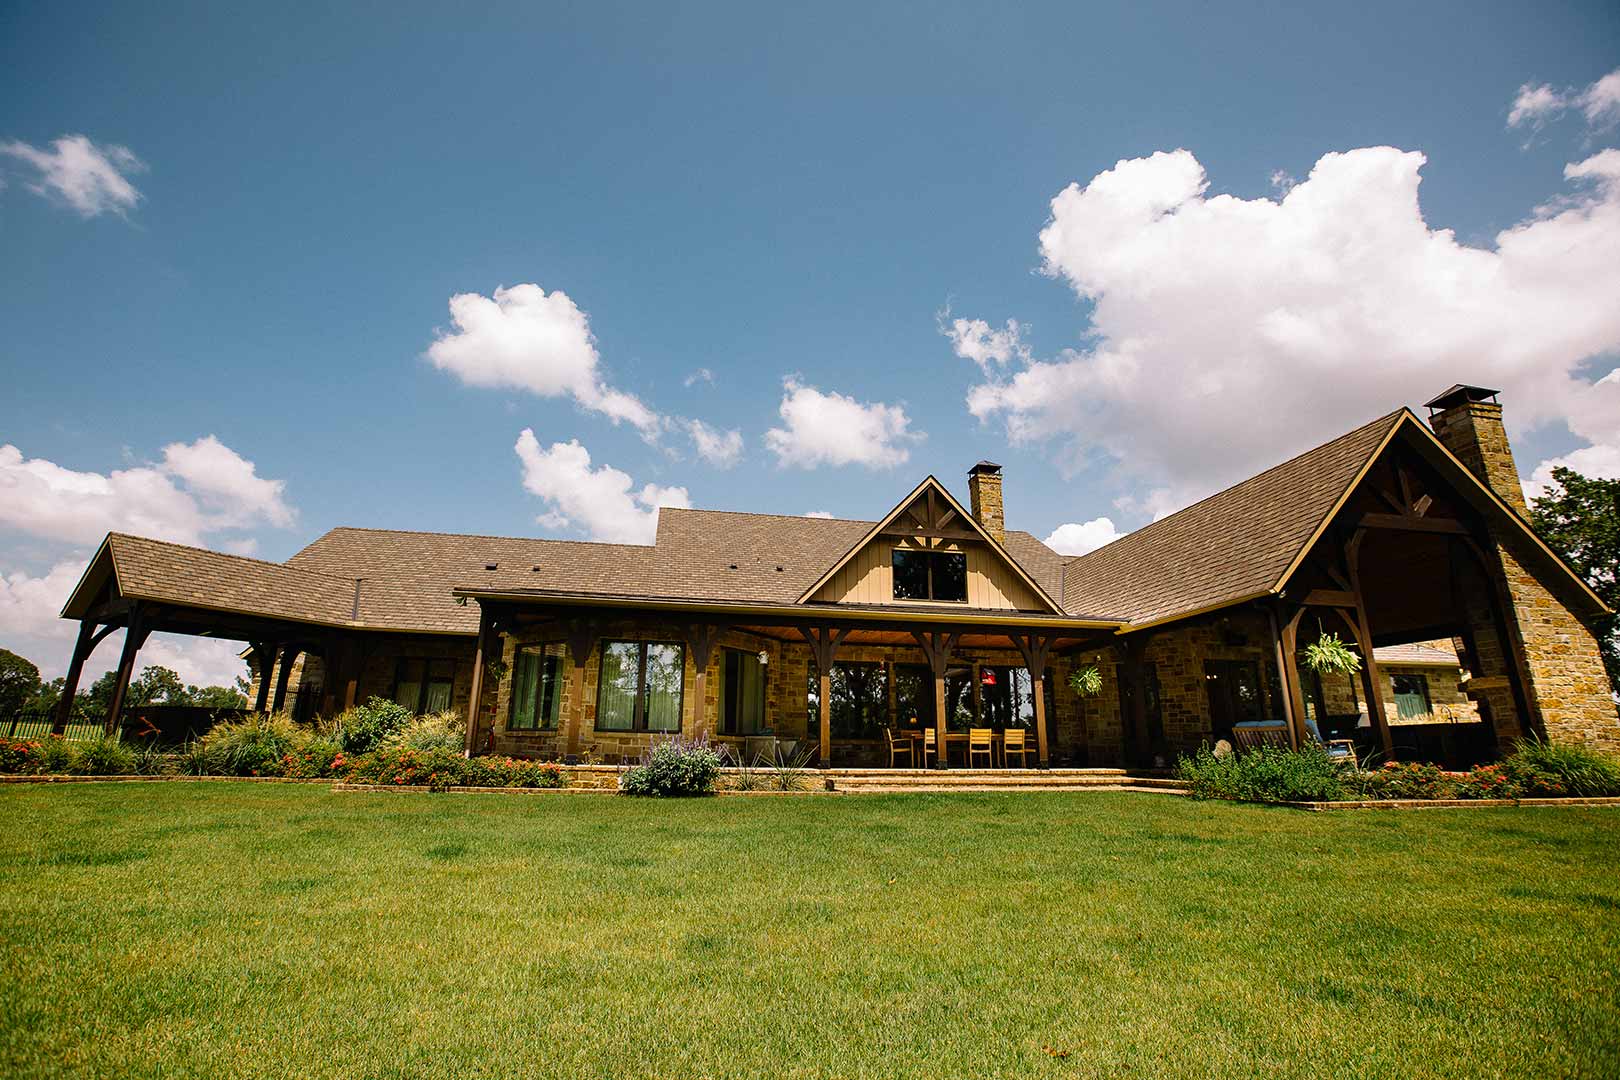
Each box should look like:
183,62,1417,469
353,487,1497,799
1061,410,1405,624
106,534,356,626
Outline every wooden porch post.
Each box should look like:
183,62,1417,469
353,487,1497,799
1343,529,1396,758
271,647,299,712
1012,632,1055,767
912,629,960,769
799,626,850,768
251,642,274,712
104,603,148,737
52,620,98,735
1273,605,1307,751
563,620,597,759
683,624,727,740
464,605,493,757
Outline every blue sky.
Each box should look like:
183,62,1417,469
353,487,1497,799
2,1,1618,682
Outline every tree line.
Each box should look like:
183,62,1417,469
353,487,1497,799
0,647,251,721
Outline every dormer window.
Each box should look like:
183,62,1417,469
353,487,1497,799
892,549,967,603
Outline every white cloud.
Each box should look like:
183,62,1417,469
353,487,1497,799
513,431,689,544
1506,68,1620,133
686,420,743,468
0,562,247,686
1043,517,1124,556
943,317,1029,371
684,368,715,388
963,145,1620,518
427,284,661,436
804,510,835,519
0,134,145,217
764,379,919,469
0,437,294,548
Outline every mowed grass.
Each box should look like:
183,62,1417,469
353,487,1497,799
0,786,1616,1080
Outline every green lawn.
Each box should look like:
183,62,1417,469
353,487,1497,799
1,786,1616,1079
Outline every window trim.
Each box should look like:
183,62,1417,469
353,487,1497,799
595,640,687,734
890,547,969,604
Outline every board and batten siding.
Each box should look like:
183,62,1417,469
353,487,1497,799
810,540,1043,610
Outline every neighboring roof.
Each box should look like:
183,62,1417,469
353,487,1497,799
793,476,1064,613
1061,411,1407,625
1374,641,1461,667
63,534,357,627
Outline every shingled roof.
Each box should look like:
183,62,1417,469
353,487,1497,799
1060,410,1406,625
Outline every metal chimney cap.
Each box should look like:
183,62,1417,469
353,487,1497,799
1424,384,1501,412
968,460,1003,475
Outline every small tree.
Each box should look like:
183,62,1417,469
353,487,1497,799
0,648,42,717
1530,466,1619,696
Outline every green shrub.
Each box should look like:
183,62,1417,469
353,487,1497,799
334,697,414,753
74,735,138,776
1177,743,1350,803
1503,737,1620,797
36,736,77,774
381,710,464,753
279,734,346,779
201,712,305,776
620,738,722,797
1453,763,1523,800
131,742,171,776
176,739,210,776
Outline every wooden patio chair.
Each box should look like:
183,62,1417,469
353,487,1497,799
967,728,994,769
921,728,938,768
1305,719,1359,769
1001,728,1031,768
1230,722,1290,754
885,728,915,768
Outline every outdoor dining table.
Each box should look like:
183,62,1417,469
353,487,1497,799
896,729,1018,767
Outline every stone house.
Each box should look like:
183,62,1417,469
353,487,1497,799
53,385,1618,768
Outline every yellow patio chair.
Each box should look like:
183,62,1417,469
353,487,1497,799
885,728,915,768
1001,728,1031,768
968,728,994,769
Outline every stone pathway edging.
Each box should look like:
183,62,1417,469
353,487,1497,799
0,774,332,785
1278,796,1620,811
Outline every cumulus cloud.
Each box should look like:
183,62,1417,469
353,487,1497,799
427,284,662,436
1043,517,1125,556
0,134,145,217
943,316,1029,371
513,431,689,544
0,437,294,548
686,420,743,468
0,562,248,685
962,145,1620,517
1507,68,1620,132
764,379,919,469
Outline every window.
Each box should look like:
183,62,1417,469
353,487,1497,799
806,661,888,738
720,648,768,736
891,549,968,603
393,658,457,715
1391,673,1432,720
894,664,935,726
596,642,685,733
509,644,566,731
1204,660,1264,741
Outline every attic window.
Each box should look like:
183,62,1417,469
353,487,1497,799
892,549,967,603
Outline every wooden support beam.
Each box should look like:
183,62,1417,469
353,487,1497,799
52,620,99,735
1273,605,1307,751
1010,632,1056,766
911,629,960,769
1301,589,1357,609
104,603,149,737
251,642,274,712
271,646,299,712
463,604,493,757
684,623,729,741
1357,512,1467,535
800,626,852,767
1342,528,1394,758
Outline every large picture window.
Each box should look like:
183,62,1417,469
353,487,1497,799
979,665,1037,729
596,641,685,733
806,661,888,738
720,648,768,736
509,644,566,731
393,658,457,715
891,549,968,603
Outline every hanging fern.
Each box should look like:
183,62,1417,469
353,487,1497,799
1068,664,1103,698
1303,632,1362,676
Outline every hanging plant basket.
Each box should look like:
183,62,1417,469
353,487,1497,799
1303,632,1361,676
1068,664,1103,699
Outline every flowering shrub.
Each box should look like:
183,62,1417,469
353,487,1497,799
0,736,42,774
620,737,723,796
343,747,469,791
1357,761,1453,800
462,756,565,789
1453,764,1523,800
279,738,346,779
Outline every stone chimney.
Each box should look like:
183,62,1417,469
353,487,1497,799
968,461,1005,543
1425,384,1528,516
